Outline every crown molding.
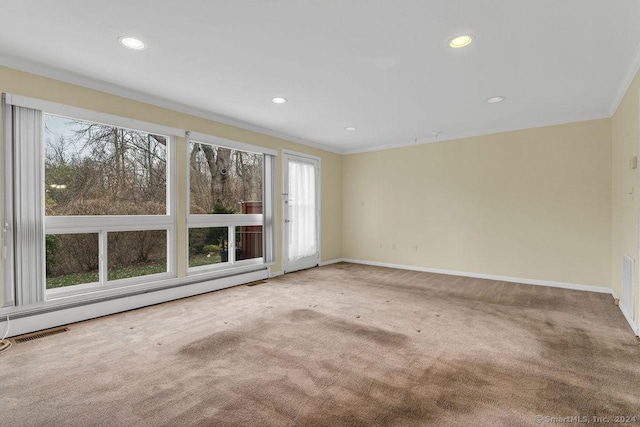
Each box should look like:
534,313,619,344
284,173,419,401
0,52,623,157
0,53,343,155
342,111,611,155
608,40,640,116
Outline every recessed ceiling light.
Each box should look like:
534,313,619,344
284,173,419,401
486,96,505,104
271,97,287,104
345,127,357,131
119,36,146,50
449,35,474,48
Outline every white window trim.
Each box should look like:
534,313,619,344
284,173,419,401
46,216,174,232
44,228,176,300
186,214,263,227
47,270,175,299
2,94,181,302
188,131,277,156
41,127,178,297
263,154,276,265
6,264,269,313
2,95,15,307
187,253,264,275
43,130,178,299
4,94,184,138
0,95,275,335
185,132,276,275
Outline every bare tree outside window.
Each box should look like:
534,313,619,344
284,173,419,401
44,114,169,288
45,114,167,216
189,142,263,215
189,142,264,265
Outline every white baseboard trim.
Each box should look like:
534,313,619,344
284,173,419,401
611,289,620,301
269,259,342,278
620,305,638,335
319,258,343,267
342,258,640,336
1,269,268,338
342,258,612,294
611,289,640,336
7,259,636,338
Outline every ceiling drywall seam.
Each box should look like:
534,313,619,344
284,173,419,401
0,53,343,155
342,111,611,155
608,41,640,117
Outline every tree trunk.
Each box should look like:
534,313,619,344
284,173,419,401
113,127,120,199
201,145,232,210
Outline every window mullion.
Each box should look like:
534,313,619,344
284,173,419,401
2,96,15,307
263,154,275,264
186,214,262,228
229,226,235,265
99,231,108,285
46,216,173,234
168,136,178,277
166,227,174,276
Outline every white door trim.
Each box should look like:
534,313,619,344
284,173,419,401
636,87,640,333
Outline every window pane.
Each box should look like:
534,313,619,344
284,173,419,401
46,233,99,289
236,226,263,261
189,227,228,267
45,114,167,216
189,143,263,214
108,230,167,280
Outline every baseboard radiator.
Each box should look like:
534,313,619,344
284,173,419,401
622,254,634,319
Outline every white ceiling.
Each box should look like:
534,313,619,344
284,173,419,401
0,0,639,154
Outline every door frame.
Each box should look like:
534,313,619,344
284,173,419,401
636,87,640,335
281,150,321,273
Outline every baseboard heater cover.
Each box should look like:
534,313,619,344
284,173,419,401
1,268,268,338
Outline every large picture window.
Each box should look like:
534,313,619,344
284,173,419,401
43,115,173,293
2,95,274,311
43,115,172,291
2,95,179,303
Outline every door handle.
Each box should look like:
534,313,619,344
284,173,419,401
284,219,291,223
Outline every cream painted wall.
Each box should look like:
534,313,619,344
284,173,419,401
0,63,632,323
612,69,640,325
0,66,343,306
342,120,612,288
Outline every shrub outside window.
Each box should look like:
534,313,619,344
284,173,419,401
44,113,173,292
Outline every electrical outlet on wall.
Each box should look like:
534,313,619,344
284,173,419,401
391,243,397,250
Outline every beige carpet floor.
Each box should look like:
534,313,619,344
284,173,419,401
1,263,639,426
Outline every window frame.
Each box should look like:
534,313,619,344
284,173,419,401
1,94,275,312
3,94,180,300
2,95,15,307
186,131,276,276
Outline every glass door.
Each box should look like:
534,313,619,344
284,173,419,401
282,152,320,273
